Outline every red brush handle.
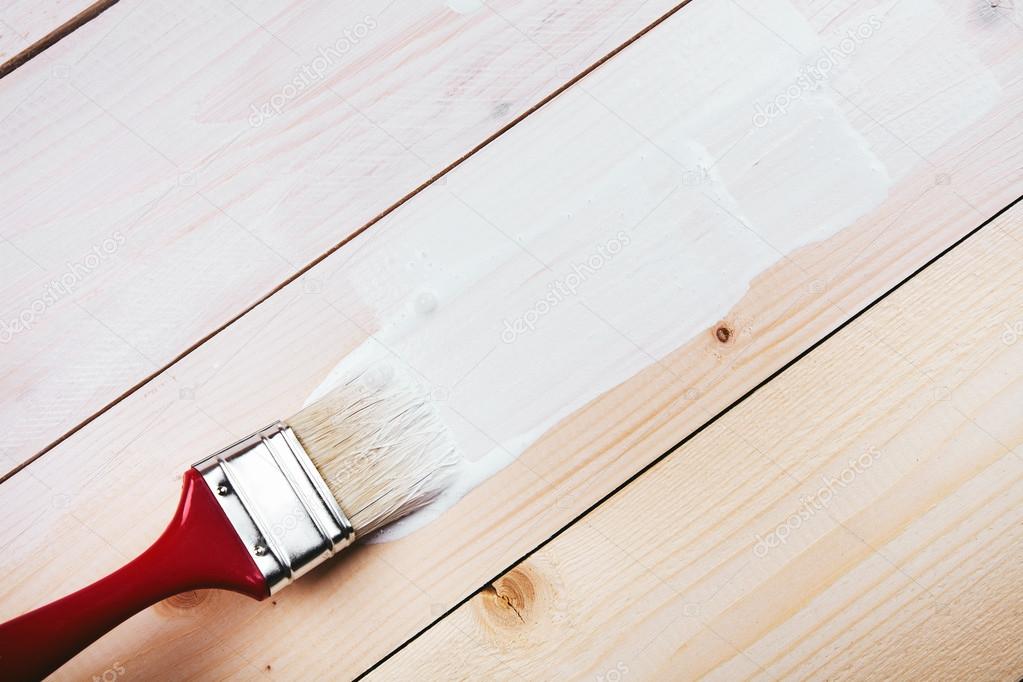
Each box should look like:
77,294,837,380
0,469,268,681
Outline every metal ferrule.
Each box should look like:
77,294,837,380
192,422,354,594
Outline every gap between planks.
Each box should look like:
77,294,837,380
0,0,119,80
355,190,1023,680
0,0,695,486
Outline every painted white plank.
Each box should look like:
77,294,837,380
0,0,1021,678
0,0,679,476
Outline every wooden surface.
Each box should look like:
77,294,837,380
0,0,679,478
0,0,1020,680
370,198,1023,682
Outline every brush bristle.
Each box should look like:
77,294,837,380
284,370,461,537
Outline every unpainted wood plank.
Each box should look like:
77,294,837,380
369,199,1023,682
0,0,679,478
0,0,1021,679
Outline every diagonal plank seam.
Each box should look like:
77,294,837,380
353,190,1023,681
0,0,120,80
0,0,698,485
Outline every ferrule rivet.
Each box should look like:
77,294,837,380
254,544,268,556
216,484,229,496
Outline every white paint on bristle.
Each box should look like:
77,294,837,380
304,342,548,543
290,362,462,536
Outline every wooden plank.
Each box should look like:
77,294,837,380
0,0,109,76
0,0,679,478
368,199,1023,682
1,0,1021,678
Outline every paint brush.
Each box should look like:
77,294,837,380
0,373,460,681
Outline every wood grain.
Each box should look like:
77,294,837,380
0,0,679,477
0,0,1021,679
369,199,1023,682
